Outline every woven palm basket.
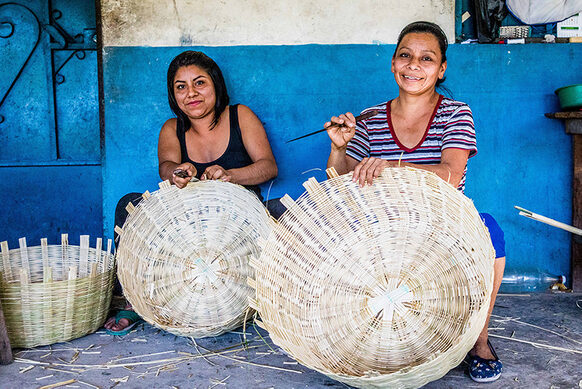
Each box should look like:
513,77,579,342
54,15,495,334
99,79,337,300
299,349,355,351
115,180,271,338
249,167,495,389
0,235,114,348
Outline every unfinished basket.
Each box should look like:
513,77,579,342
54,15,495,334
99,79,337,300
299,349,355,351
0,235,114,348
116,180,271,338
249,167,495,389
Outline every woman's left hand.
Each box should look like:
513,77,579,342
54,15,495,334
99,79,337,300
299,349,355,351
201,165,232,182
352,157,397,187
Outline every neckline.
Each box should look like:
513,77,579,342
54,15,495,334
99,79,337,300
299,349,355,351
184,106,233,166
386,94,443,152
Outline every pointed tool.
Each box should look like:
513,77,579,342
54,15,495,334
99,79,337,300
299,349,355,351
286,110,379,143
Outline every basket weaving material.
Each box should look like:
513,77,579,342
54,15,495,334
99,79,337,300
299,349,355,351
249,167,495,389
0,235,114,348
116,180,271,338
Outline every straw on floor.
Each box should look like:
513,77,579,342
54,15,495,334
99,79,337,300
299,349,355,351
0,235,114,348
116,180,271,338
249,167,496,389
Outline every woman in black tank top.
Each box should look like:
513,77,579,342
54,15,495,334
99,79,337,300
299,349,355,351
158,51,278,201
106,51,283,335
175,104,262,199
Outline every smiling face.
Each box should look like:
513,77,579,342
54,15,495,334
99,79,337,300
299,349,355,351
391,32,447,96
173,65,216,120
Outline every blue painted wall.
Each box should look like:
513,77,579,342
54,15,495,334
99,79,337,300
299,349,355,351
0,165,102,247
1,1,575,286
103,43,580,283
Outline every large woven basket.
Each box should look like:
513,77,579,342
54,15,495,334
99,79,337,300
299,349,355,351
249,167,495,389
0,235,114,348
116,180,271,338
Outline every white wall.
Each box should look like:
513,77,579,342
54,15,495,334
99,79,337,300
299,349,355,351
101,0,456,46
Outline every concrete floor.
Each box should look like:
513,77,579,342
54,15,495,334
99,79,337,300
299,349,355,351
1,293,581,389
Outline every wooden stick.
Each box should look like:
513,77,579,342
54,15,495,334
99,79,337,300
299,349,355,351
286,110,379,143
18,237,30,282
1,241,12,281
14,345,261,369
77,380,100,389
38,379,76,389
490,313,582,345
0,299,13,365
515,206,582,236
113,350,175,362
208,375,231,389
199,350,302,374
489,333,582,354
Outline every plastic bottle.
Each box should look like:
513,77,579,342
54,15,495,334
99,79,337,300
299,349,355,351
499,270,566,293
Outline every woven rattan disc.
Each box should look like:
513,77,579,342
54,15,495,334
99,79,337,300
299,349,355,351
0,235,114,348
116,180,271,338
250,167,495,389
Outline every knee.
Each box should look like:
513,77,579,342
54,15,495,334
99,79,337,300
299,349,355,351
264,197,287,220
115,192,143,215
479,213,506,259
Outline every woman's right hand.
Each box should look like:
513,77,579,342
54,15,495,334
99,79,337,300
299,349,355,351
325,112,356,149
172,162,197,189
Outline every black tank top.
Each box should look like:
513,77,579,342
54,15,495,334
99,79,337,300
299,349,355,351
177,104,262,200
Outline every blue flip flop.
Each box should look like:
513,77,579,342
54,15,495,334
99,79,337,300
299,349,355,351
105,310,143,336
468,339,503,383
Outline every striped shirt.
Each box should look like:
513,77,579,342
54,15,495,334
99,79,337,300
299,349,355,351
346,95,477,192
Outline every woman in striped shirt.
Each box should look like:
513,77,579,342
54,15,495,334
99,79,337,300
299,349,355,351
325,21,506,383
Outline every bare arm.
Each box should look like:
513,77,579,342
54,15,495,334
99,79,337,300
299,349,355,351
353,148,470,187
327,147,360,176
410,148,470,187
204,105,277,185
325,112,361,175
157,118,196,188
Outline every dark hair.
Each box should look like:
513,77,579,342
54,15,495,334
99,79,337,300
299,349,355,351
394,21,448,87
167,51,229,132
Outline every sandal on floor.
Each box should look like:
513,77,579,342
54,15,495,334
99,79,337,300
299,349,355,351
105,310,143,336
468,339,503,383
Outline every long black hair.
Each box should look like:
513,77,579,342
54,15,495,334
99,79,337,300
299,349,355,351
394,21,448,87
167,51,229,132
